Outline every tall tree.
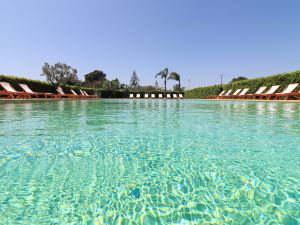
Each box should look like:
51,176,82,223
61,72,80,85
84,70,106,84
111,78,120,90
99,80,111,90
155,68,169,93
120,83,126,90
130,70,140,88
168,72,181,89
41,62,78,87
230,76,247,83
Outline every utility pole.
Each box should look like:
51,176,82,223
219,74,225,90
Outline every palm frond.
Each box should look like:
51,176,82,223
168,72,180,81
155,71,164,79
155,68,169,79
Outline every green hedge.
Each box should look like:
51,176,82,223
185,70,300,99
0,74,95,95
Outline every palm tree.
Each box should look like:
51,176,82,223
168,72,181,90
155,68,169,93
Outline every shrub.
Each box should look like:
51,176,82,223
185,70,300,98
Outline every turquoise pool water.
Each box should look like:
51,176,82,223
0,100,299,224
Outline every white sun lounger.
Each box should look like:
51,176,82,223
136,94,140,98
56,87,75,98
208,90,225,99
173,94,178,98
179,94,184,98
166,94,171,98
19,83,57,98
278,83,298,94
258,85,280,100
144,94,149,98
245,86,267,99
255,86,267,94
224,89,241,99
232,89,242,95
151,94,155,98
71,90,84,98
272,83,299,100
80,90,90,98
219,90,226,96
225,90,232,96
158,94,163,98
82,90,95,98
83,91,89,96
18,84,36,94
236,88,250,98
57,87,65,95
0,82,34,99
71,90,78,95
218,90,232,99
129,94,134,98
265,85,280,95
0,82,18,93
238,88,249,96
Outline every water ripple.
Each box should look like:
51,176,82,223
0,100,299,224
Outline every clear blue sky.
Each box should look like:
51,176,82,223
1,0,300,89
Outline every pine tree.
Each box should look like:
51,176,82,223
130,70,140,88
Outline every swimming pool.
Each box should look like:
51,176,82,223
0,100,299,224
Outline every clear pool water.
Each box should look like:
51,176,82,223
0,100,299,224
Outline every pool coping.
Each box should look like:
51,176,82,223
103,98,300,103
186,98,300,103
0,98,300,104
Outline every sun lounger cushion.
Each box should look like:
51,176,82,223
0,82,17,92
